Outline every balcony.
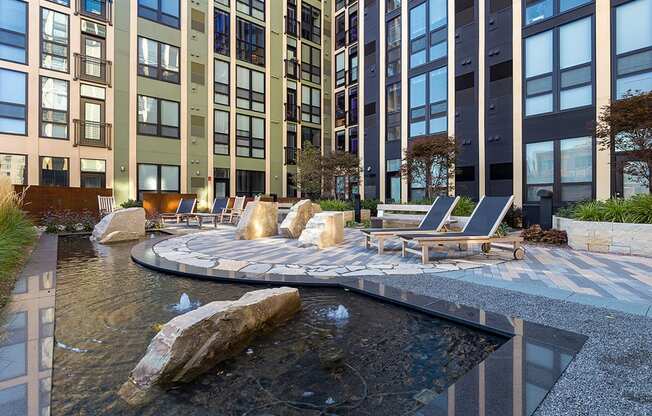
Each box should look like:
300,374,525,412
75,0,112,23
73,119,112,149
285,58,300,80
74,53,112,86
285,146,297,165
285,16,299,37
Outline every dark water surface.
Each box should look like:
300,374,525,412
51,236,506,415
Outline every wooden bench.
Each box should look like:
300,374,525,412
374,204,432,227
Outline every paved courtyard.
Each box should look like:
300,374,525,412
155,226,652,316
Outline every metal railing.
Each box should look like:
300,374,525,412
285,146,297,165
74,53,112,86
73,119,112,149
285,16,299,37
284,58,300,80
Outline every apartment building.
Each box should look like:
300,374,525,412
1,0,650,224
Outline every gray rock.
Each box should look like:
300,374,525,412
118,287,301,406
235,201,278,240
92,207,145,244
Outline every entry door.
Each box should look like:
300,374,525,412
390,176,401,203
214,178,230,199
81,34,105,82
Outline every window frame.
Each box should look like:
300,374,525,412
301,3,321,44
235,113,265,159
136,163,181,200
408,66,448,138
613,0,652,99
236,169,265,196
214,109,230,155
214,8,230,56
523,0,593,27
0,0,28,65
39,76,70,140
39,156,69,187
136,95,181,139
236,66,265,113
301,85,321,124
236,18,265,67
137,36,180,84
80,158,106,188
236,0,265,21
137,0,181,29
409,0,447,69
40,7,70,73
214,59,230,105
0,68,28,136
0,153,27,185
301,44,321,84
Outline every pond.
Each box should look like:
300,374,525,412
51,236,507,415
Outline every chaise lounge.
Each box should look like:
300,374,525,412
361,196,460,254
398,195,524,264
159,198,197,224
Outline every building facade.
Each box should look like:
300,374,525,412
0,0,650,222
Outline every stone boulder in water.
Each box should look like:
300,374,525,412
118,287,301,406
92,207,145,244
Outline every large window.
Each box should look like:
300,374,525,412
335,13,346,50
349,46,358,84
41,8,69,72
349,7,358,45
524,17,593,116
137,164,180,200
301,86,321,124
236,19,265,66
409,0,447,68
236,66,265,112
615,0,652,97
409,66,447,137
80,159,106,188
0,0,27,64
335,91,346,127
214,110,229,155
302,127,320,148
0,154,26,185
214,60,229,105
138,0,180,28
236,170,265,196
138,37,180,83
301,44,321,84
525,0,592,26
236,114,264,158
387,82,401,141
0,68,27,135
387,0,401,13
387,16,401,78
349,87,358,126
335,52,346,87
41,77,69,139
237,0,264,21
526,136,593,202
40,157,69,187
214,8,230,56
301,4,321,44
137,95,180,138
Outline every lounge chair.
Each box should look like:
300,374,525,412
361,196,460,255
159,198,197,223
221,196,245,224
191,198,228,228
398,196,524,264
98,195,115,216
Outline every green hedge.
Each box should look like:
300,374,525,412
556,194,652,224
318,199,354,211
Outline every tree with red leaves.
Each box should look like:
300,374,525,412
400,134,458,200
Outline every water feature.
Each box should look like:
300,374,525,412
51,235,507,415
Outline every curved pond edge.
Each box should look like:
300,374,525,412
131,234,588,416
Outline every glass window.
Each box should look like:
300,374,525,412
560,137,592,201
137,164,180,200
559,17,592,110
236,170,265,196
335,52,346,87
137,96,179,138
41,77,68,139
301,4,321,44
214,8,230,56
349,8,358,45
387,16,401,49
623,161,650,198
0,154,26,185
41,8,69,72
301,44,321,84
214,110,229,155
40,157,69,187
387,83,401,113
525,0,553,25
236,66,265,112
161,165,179,191
349,46,358,84
237,0,265,21
236,18,265,66
0,68,27,135
526,141,554,201
409,74,427,137
410,4,427,68
0,0,27,64
335,13,346,50
559,0,591,12
430,0,447,31
525,31,553,78
138,0,180,28
80,159,106,188
236,114,265,158
301,85,321,124
138,37,180,83
302,126,320,148
215,60,229,105
615,0,652,97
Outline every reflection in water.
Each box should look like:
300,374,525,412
51,236,507,415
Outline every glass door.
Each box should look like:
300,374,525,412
80,98,104,146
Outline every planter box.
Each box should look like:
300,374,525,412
553,216,652,257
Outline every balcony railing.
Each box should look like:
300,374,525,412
285,16,299,37
284,58,300,80
285,103,300,123
74,53,112,86
285,146,297,165
73,119,112,149
75,0,112,23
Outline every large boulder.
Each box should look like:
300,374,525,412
279,199,317,238
235,201,278,240
91,207,145,244
298,212,344,249
118,287,301,406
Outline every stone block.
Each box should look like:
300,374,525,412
235,201,278,240
118,287,301,406
279,199,317,239
298,212,344,249
91,207,146,244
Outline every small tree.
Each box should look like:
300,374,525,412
295,143,323,198
596,91,652,193
401,134,457,200
323,151,361,199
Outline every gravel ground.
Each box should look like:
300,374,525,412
363,273,652,416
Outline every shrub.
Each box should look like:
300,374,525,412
452,196,476,217
120,199,142,208
41,209,99,233
504,206,523,229
0,177,37,308
556,195,652,224
361,199,380,216
319,199,354,211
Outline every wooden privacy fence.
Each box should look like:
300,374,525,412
142,192,197,218
14,185,113,221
